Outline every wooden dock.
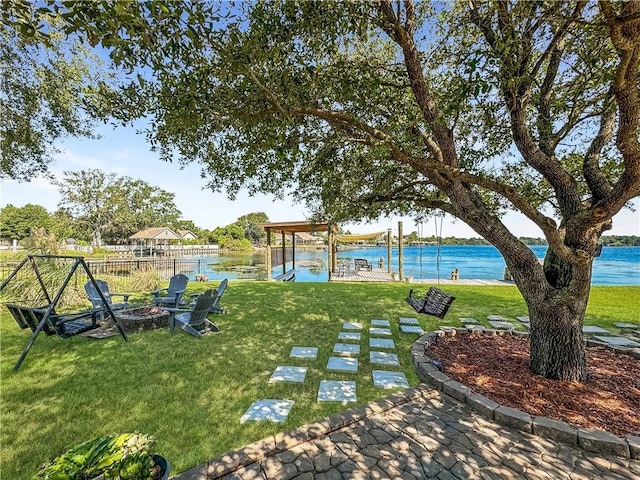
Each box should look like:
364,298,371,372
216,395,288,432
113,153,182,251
330,268,513,286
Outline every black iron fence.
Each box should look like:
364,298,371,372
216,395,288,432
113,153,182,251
0,257,212,283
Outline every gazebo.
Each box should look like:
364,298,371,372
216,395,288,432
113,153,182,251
129,227,182,256
259,221,338,281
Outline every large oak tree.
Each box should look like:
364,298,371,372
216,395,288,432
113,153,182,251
0,2,105,180
6,0,640,381
55,169,182,246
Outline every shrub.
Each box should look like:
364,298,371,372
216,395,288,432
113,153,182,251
126,269,163,292
34,433,157,480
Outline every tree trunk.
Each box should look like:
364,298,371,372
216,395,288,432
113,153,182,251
499,232,595,382
518,242,593,382
92,228,103,247
528,296,589,381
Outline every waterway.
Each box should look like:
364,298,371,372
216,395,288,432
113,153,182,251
190,245,640,286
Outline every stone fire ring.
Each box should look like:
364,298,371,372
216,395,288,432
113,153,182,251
114,306,170,332
411,328,640,459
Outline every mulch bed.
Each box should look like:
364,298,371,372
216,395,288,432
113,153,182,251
428,334,640,438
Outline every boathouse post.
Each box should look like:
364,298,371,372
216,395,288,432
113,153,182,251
281,230,286,277
329,228,335,280
398,221,403,281
291,231,296,272
265,228,272,281
387,229,392,274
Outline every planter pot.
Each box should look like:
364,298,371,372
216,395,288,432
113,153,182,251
153,454,171,480
90,455,170,480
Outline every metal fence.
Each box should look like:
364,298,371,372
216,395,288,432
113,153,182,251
0,257,213,284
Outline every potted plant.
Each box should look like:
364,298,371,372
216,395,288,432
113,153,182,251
34,433,170,480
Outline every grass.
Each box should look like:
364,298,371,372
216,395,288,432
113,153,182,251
1,281,638,479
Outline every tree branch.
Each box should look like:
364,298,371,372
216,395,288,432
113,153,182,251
246,69,288,117
537,33,565,156
469,0,583,217
583,92,616,202
600,0,640,169
289,104,582,263
375,0,458,166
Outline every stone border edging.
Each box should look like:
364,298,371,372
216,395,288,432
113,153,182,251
173,385,436,480
411,328,640,460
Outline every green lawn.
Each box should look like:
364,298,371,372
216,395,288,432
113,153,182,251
1,282,638,479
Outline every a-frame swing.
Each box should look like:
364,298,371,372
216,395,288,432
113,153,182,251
406,213,456,319
0,255,128,371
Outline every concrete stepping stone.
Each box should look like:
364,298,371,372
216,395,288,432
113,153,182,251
370,327,392,336
371,319,390,327
317,380,357,403
289,347,318,359
326,357,358,372
269,366,308,384
467,325,485,331
400,325,425,334
240,399,294,423
614,322,639,330
370,351,400,366
338,332,361,342
459,317,478,324
372,370,409,389
342,322,363,330
488,320,515,330
333,343,360,356
487,315,508,321
594,336,640,348
583,326,611,335
516,316,530,323
370,338,395,349
399,317,419,325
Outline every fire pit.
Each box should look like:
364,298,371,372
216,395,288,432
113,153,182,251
113,307,170,332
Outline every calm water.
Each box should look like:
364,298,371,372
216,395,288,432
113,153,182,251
187,245,640,286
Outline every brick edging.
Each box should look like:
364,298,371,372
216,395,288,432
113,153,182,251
411,328,640,460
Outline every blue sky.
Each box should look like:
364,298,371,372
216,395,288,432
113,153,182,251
1,121,638,238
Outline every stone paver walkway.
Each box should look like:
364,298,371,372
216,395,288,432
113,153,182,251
174,385,640,479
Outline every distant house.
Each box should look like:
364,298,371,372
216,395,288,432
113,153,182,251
295,232,324,245
178,230,197,240
130,227,182,242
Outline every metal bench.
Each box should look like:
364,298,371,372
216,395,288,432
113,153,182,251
354,259,373,271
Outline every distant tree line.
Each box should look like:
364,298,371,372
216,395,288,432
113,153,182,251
0,169,269,251
515,236,640,247
600,236,640,247
403,235,638,247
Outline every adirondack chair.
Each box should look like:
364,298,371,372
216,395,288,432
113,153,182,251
84,280,131,316
151,274,189,308
166,289,218,337
406,286,456,319
187,279,228,314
